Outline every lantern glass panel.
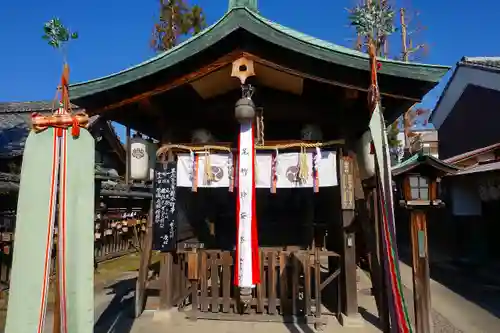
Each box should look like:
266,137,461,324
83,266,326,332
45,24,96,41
409,176,419,187
409,175,429,200
419,188,429,200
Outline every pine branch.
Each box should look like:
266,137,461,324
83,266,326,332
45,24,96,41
152,0,207,52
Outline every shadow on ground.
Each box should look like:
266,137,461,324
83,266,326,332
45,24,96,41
283,322,316,333
359,306,381,329
398,247,500,320
94,277,137,333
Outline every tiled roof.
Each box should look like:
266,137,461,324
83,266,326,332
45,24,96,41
451,160,500,176
444,142,500,164
461,57,500,70
69,7,449,100
0,113,36,158
392,152,458,176
0,101,95,158
0,101,80,113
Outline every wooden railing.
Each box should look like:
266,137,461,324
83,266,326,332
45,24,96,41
169,248,341,329
0,222,146,289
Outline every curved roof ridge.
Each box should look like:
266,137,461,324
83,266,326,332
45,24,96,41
228,0,258,12
247,10,448,69
69,7,450,100
70,10,232,88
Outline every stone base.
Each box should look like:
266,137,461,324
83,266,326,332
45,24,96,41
338,313,365,328
152,308,176,322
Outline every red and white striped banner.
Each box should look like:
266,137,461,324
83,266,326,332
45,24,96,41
234,122,260,288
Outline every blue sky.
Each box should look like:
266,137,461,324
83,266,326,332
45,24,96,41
1,0,498,139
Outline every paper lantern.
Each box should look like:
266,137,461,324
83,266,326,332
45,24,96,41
355,130,375,180
147,139,158,181
130,134,150,180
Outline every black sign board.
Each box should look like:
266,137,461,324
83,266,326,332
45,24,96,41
152,162,177,252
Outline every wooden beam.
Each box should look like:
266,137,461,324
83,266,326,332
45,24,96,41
93,51,245,114
246,55,420,102
338,150,359,319
410,209,432,333
91,52,421,115
135,202,154,318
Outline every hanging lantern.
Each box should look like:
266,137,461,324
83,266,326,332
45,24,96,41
130,133,150,181
301,124,323,141
146,138,158,181
355,130,375,180
235,97,255,123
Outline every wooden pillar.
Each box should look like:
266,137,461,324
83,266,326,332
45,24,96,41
400,173,436,333
135,201,153,317
159,148,175,310
159,253,174,309
410,209,432,333
372,185,391,333
338,150,358,321
359,178,390,332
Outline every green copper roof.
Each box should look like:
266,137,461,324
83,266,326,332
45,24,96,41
69,7,450,100
228,0,258,12
392,152,458,177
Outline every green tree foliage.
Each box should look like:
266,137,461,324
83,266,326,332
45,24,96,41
348,0,396,55
387,121,400,149
42,18,78,62
387,121,402,164
152,0,207,51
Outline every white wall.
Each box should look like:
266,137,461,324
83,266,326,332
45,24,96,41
450,178,482,216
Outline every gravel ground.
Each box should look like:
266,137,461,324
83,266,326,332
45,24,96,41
401,286,464,333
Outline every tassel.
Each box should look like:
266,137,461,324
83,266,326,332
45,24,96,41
313,147,321,193
298,147,309,184
189,149,195,181
71,116,80,137
204,149,213,185
228,152,234,192
192,154,199,192
271,149,278,194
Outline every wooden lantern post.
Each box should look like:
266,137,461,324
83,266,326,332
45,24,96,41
393,155,457,333
401,173,437,333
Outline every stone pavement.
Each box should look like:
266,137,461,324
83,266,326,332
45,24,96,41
57,269,383,333
42,263,500,333
398,261,500,333
91,268,383,333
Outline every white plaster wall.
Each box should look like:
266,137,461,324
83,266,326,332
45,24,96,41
450,178,482,216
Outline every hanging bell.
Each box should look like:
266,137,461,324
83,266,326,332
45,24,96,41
301,124,323,141
235,98,255,124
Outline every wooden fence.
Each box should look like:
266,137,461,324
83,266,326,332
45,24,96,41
0,220,147,289
164,248,341,329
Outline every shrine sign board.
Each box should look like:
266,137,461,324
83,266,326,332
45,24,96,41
153,162,177,252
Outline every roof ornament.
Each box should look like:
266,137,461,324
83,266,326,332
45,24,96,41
228,0,258,12
232,57,256,123
33,18,89,137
